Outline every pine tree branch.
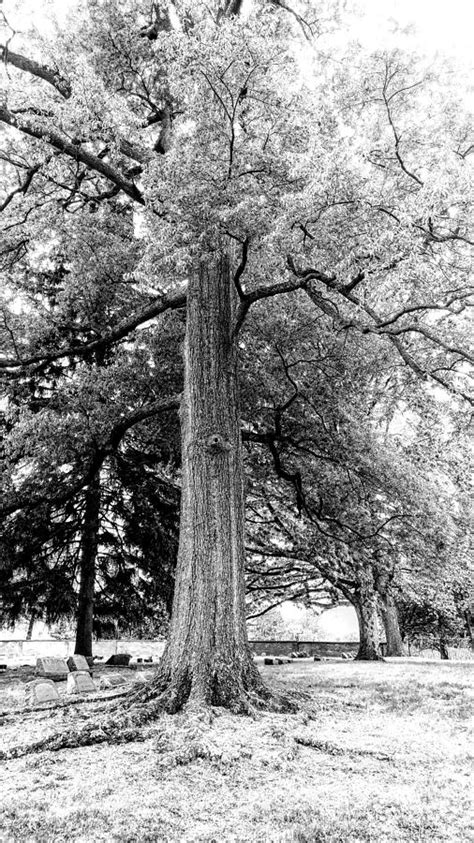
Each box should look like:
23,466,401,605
1,396,181,518
0,288,187,370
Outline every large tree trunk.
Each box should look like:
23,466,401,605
148,254,273,713
353,571,383,661
74,475,101,657
380,590,405,657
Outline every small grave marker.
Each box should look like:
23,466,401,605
67,670,96,694
67,655,92,674
26,679,60,705
99,673,127,689
36,657,69,681
134,671,155,684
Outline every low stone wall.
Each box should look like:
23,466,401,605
0,639,166,666
0,637,367,666
249,640,360,657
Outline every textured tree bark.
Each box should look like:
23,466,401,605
353,571,383,661
438,618,450,660
463,610,474,650
380,590,405,657
147,254,275,713
74,475,101,657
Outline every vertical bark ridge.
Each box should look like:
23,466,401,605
149,253,275,711
380,590,405,656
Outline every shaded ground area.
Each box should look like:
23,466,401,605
0,660,472,842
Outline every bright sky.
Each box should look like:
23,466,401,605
351,0,473,59
5,0,474,61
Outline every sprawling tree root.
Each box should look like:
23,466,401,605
0,663,297,760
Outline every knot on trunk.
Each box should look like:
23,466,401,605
206,434,232,453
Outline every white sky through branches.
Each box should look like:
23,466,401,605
8,0,474,62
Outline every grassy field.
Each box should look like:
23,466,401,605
0,659,472,842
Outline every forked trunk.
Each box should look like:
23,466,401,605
74,475,101,657
353,572,383,661
380,590,405,657
152,255,271,712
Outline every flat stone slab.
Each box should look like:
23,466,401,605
67,655,92,674
67,670,96,694
36,657,69,681
98,673,128,690
26,678,60,705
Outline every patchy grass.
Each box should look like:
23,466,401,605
0,660,472,842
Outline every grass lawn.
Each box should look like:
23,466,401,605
0,659,472,842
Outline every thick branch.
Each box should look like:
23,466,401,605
0,46,72,97
0,107,145,203
0,46,150,167
233,277,307,336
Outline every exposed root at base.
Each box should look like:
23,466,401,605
0,673,298,760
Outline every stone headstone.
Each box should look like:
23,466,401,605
67,655,92,674
36,657,69,681
98,673,127,689
66,670,96,695
104,653,131,666
26,679,60,705
134,671,155,684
